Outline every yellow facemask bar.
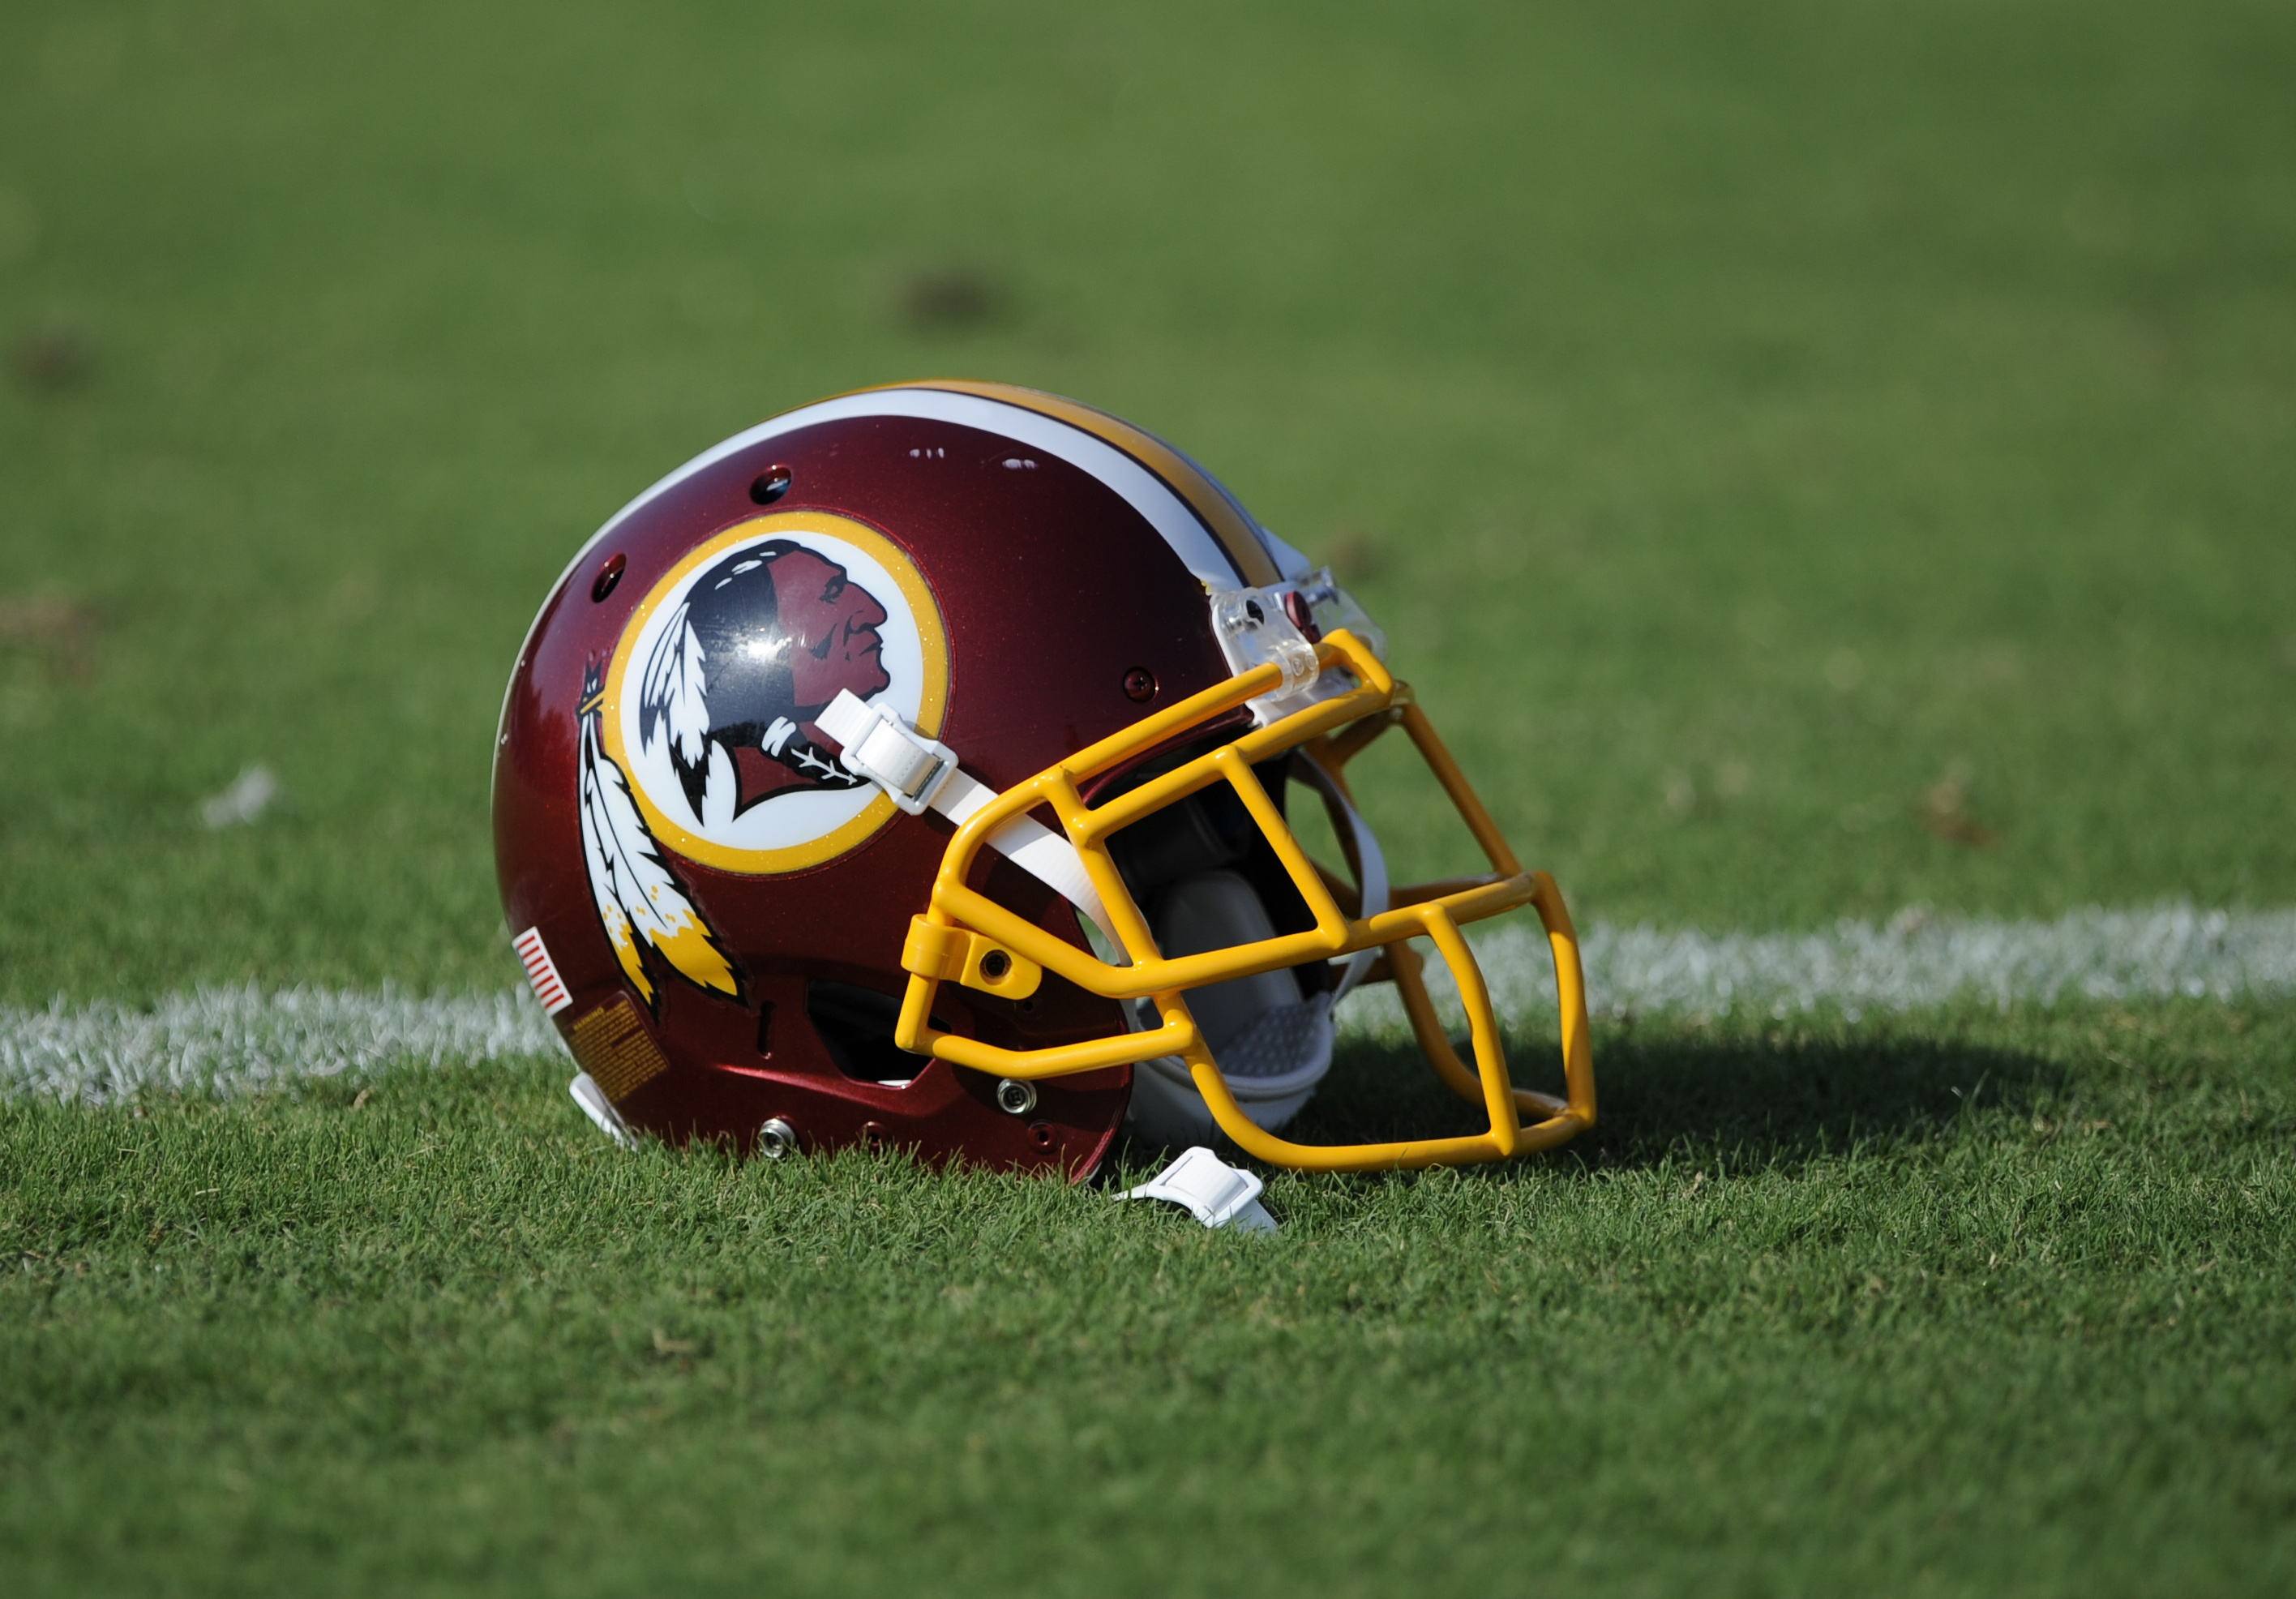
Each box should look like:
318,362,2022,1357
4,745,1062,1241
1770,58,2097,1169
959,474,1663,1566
893,629,1596,1172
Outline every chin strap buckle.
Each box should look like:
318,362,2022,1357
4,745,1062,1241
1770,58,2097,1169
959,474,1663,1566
816,690,1118,943
568,1074,636,1150
817,690,960,815
1120,1146,1279,1232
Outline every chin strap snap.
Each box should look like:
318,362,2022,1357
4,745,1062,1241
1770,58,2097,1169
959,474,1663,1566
568,1073,636,1150
1118,1146,1279,1232
818,691,1116,942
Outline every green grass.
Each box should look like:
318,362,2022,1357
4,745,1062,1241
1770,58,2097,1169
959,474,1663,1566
6,1004,2291,1595
2,0,2294,1590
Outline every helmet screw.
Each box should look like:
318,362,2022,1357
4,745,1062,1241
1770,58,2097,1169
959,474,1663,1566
750,465,793,504
1122,667,1157,703
980,949,1011,980
995,1078,1038,1117
757,1117,798,1160
590,553,626,603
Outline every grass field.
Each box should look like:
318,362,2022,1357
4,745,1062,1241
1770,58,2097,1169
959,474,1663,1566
8,1005,2293,1594
2,1,2293,1593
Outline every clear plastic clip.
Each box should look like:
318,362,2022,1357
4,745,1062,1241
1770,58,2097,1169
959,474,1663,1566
1210,586,1319,719
1292,566,1388,662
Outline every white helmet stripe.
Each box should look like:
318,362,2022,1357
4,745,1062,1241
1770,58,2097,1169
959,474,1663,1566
590,387,1246,593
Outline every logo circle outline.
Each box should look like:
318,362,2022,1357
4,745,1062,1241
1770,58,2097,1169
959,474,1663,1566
600,510,949,876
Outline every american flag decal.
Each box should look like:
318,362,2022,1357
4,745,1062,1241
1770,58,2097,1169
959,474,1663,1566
514,927,572,1015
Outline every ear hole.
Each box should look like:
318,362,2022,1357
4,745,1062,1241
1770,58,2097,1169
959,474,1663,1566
806,980,950,1083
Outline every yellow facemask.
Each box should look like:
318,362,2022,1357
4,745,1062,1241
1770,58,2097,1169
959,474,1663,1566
891,625,1597,1172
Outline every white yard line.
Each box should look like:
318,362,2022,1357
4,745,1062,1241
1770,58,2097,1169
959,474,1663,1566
1337,903,2296,1040
5,906,2292,1103
0,988,559,1105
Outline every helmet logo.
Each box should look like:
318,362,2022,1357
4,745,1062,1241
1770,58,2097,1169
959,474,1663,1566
637,538,880,821
596,512,950,879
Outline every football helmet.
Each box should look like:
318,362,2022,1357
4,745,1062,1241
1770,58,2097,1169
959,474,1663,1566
493,381,1594,1175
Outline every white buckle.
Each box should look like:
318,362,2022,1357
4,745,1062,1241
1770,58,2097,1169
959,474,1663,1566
1120,1146,1278,1232
817,690,959,814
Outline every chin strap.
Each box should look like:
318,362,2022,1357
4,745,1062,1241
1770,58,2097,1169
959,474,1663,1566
817,691,1116,943
1287,754,1390,1000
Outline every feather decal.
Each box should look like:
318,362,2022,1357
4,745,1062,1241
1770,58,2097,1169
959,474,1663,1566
638,602,711,780
578,662,743,1010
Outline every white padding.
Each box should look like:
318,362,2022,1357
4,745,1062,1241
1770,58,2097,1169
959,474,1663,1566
1124,868,1338,1147
1126,1030,1328,1147
1120,1146,1277,1232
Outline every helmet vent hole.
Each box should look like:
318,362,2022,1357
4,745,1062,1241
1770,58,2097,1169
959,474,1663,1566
590,553,626,603
1122,667,1157,703
750,465,793,504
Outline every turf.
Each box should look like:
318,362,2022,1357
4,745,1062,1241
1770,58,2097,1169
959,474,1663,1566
5,1003,2291,1595
2,0,2293,1591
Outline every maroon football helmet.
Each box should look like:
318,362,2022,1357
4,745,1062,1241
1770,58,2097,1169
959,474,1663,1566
494,381,1595,1177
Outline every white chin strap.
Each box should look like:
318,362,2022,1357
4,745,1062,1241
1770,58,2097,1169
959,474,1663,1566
817,691,1116,942
1287,753,1389,1001
816,691,1391,1003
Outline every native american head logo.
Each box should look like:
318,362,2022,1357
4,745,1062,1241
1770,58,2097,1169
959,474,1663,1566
576,513,951,1009
637,538,885,823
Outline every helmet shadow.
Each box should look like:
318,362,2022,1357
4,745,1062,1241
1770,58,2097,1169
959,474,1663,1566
1252,1022,2065,1178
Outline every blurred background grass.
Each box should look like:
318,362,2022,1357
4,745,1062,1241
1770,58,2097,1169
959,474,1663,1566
1,0,2291,1002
